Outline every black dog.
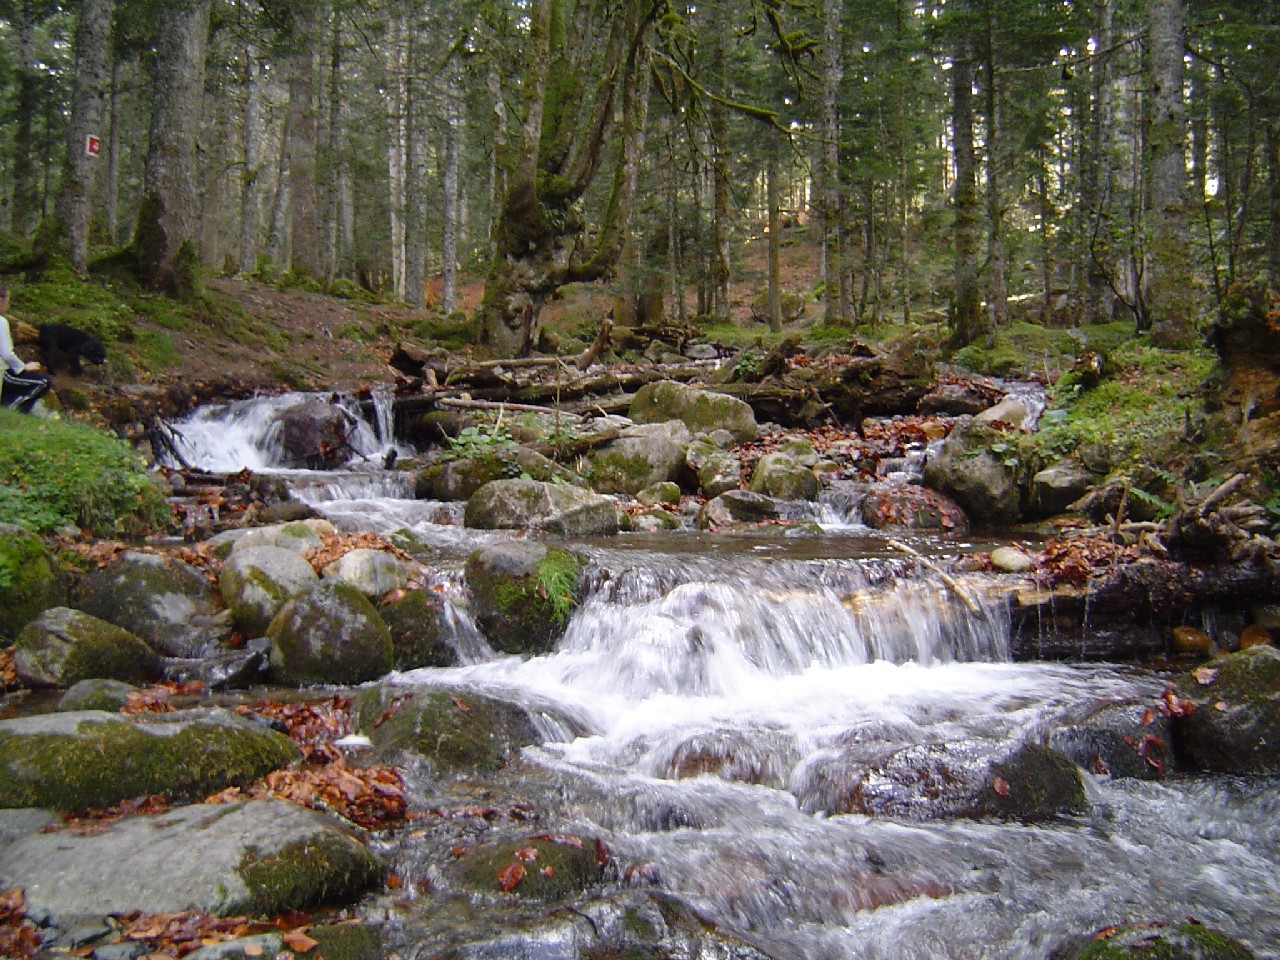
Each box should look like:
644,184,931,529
38,322,107,375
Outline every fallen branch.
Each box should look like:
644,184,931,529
886,538,982,614
1196,472,1248,517
436,397,586,417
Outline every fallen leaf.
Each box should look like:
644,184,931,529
449,695,471,713
992,776,1011,797
1191,667,1219,686
497,861,526,891
514,847,539,862
282,930,318,952
1215,701,1230,712
243,944,264,957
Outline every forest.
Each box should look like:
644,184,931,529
0,0,1275,358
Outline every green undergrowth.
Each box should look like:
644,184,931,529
0,408,169,535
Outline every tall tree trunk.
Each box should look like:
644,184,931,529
12,8,41,238
134,0,211,297
56,0,114,273
238,42,263,274
323,11,351,284
486,55,507,265
982,14,1007,331
950,28,985,347
403,57,429,310
1146,0,1195,346
385,15,409,301
1268,121,1280,290
820,0,848,325
767,147,783,333
442,56,462,313
105,58,122,246
285,2,320,279
1081,0,1116,324
708,3,732,320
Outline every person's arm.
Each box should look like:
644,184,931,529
0,316,27,374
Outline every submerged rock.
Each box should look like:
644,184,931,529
14,607,161,688
266,582,392,686
629,380,758,442
1049,701,1174,779
0,707,299,811
0,799,382,922
1172,645,1280,774
0,523,62,638
465,542,584,655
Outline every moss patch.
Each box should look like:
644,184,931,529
465,545,584,655
232,833,384,918
979,743,1087,822
1058,922,1256,960
453,834,603,901
0,525,62,637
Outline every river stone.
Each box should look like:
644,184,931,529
73,551,231,658
586,421,691,495
464,479,618,537
229,521,325,556
1029,463,1095,517
355,684,540,773
219,546,320,636
696,490,781,529
629,380,758,442
380,587,459,670
274,397,353,469
465,541,584,655
14,607,161,688
861,485,969,534
921,417,1022,525
266,582,392,686
1171,645,1280,773
323,548,412,597
0,523,62,638
918,380,994,416
0,708,300,811
1050,922,1256,960
975,396,1034,430
453,833,604,901
685,435,741,498
57,678,138,712
990,546,1034,573
631,508,680,533
415,449,581,502
1048,702,1174,779
0,799,382,922
636,481,681,506
748,452,818,501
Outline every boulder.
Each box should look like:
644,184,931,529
586,421,691,495
861,486,969,534
975,396,1035,430
14,608,160,688
380,587,460,670
220,546,320,636
266,582,392,686
0,708,299,811
73,551,231,658
1049,702,1174,779
322,548,412,597
415,448,581,501
56,678,138,712
1029,463,1095,517
990,546,1034,573
0,523,62,638
636,481,681,506
465,542,585,655
629,380,758,442
452,833,604,901
0,799,381,922
228,520,326,555
922,417,1022,525
748,452,818,501
684,435,742,498
464,479,618,537
273,397,353,469
1171,645,1280,773
355,684,540,773
918,381,995,416
696,490,781,530
1051,922,1256,960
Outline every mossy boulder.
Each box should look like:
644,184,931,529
0,799,381,921
861,485,969,534
0,523,63,638
452,833,604,900
464,479,618,537
73,550,231,657
266,582,392,686
322,548,412,597
0,708,300,811
56,678,138,712
14,607,161,688
636,481,681,506
465,542,585,655
1051,922,1256,960
229,520,327,556
976,742,1088,821
416,449,581,501
586,422,691,496
629,380,758,442
355,684,540,773
922,417,1022,525
1171,645,1280,773
380,587,460,670
220,545,320,636
748,452,819,501
684,436,741,498
1049,702,1174,780
696,490,781,530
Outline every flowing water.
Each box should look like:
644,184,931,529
163,395,1280,959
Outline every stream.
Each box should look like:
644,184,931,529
163,392,1280,959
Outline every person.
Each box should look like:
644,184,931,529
0,285,52,413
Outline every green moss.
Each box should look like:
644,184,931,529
465,546,584,654
232,834,384,918
380,588,456,670
1064,922,1256,960
16,609,160,687
453,835,602,900
0,713,300,812
981,743,1087,822
0,526,62,637
266,583,392,686
588,451,655,494
306,923,384,960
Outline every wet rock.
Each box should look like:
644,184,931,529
1239,624,1272,649
696,490,781,529
922,417,1021,525
274,397,353,469
464,479,618,537
415,449,581,502
57,678,138,712
1028,463,1094,517
1171,645,1280,774
0,799,381,922
629,380,758,442
990,546,1033,573
586,421,691,495
1050,921,1256,960
266,582,392,685
0,523,63,638
73,551,231,658
748,452,818,501
976,742,1088,821
452,833,604,900
465,542,584,655
684,435,741,498
1049,702,1174,779
14,607,161,688
164,639,271,690
220,545,320,636
862,485,969,534
1172,625,1216,656
0,707,299,811
322,547,412,597
380,587,460,670
975,396,1035,430
355,684,540,773
918,381,994,416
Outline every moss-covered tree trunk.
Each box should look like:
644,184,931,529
950,27,986,348
134,0,211,298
